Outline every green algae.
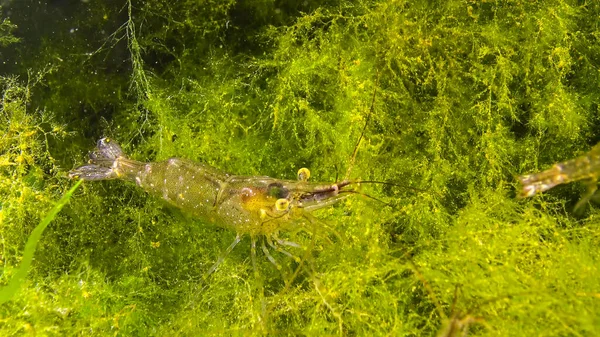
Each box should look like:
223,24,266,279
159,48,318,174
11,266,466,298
0,0,600,336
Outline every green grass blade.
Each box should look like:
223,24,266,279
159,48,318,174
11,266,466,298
0,179,83,304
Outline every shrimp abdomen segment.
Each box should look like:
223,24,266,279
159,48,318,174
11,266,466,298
137,158,227,220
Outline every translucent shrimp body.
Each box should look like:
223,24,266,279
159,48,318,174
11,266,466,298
517,142,600,211
69,138,355,273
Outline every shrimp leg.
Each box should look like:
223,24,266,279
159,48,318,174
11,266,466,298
205,234,242,278
251,236,258,279
261,238,281,271
267,235,301,263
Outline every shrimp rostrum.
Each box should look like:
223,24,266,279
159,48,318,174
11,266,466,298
69,138,363,276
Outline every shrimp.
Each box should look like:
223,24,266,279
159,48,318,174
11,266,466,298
68,138,369,276
517,142,600,211
518,143,600,211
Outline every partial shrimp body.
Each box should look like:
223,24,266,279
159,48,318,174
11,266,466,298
69,138,357,274
518,143,600,210
69,138,354,235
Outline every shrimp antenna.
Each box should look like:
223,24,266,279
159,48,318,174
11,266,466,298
339,180,428,199
338,190,391,206
337,180,427,208
344,69,380,181
351,180,428,193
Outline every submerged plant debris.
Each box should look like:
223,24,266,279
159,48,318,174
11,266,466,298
1,0,599,335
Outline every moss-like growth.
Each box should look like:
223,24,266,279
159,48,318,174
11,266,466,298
1,0,600,335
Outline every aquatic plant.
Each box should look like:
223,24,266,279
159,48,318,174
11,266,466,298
0,179,82,304
0,0,599,335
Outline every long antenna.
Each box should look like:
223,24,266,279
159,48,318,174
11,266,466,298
344,69,381,181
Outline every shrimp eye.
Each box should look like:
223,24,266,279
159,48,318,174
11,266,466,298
297,167,310,181
267,182,289,199
275,198,290,211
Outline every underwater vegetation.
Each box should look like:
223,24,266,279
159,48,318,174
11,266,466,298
1,0,600,335
0,180,81,305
